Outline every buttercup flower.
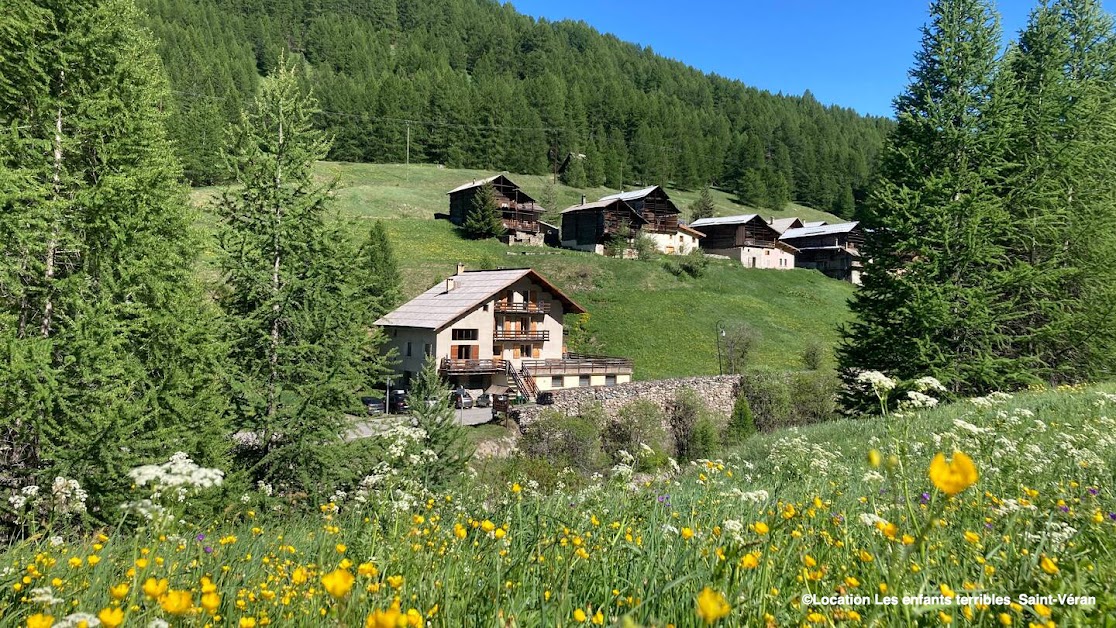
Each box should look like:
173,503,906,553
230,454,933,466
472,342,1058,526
929,451,978,495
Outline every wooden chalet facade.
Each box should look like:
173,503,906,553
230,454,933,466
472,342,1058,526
598,186,693,254
691,214,796,270
559,198,647,256
446,174,546,246
375,265,632,397
778,222,864,284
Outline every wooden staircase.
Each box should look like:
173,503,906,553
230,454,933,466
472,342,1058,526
506,363,539,399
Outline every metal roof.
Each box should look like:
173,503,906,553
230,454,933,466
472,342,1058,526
446,174,504,195
780,221,860,240
689,214,759,228
677,223,706,238
375,269,585,330
598,185,659,203
802,221,829,227
559,199,648,223
767,217,804,233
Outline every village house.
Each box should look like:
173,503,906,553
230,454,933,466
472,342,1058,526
778,221,864,284
598,186,696,254
691,214,797,269
375,264,633,398
767,216,804,235
445,174,546,246
559,197,647,256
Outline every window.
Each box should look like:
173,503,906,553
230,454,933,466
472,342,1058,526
405,342,412,357
424,343,432,357
455,345,471,360
551,376,563,388
605,375,617,387
579,375,590,387
452,329,478,341
492,346,501,357
520,344,532,357
483,304,489,312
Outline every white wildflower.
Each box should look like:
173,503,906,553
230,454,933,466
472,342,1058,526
856,370,897,393
952,418,990,436
903,391,939,408
29,586,64,605
912,376,946,393
56,613,101,628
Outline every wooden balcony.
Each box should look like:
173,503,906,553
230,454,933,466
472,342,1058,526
439,358,507,374
501,218,541,233
494,301,551,314
493,330,550,342
521,353,634,376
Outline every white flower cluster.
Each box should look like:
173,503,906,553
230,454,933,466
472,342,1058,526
912,376,946,393
1023,520,1078,551
971,391,1013,408
953,418,991,436
722,488,769,504
858,512,888,527
55,613,102,628
722,518,745,543
856,370,897,394
51,477,88,514
862,470,885,483
769,434,841,479
29,586,64,605
902,391,939,409
128,452,224,490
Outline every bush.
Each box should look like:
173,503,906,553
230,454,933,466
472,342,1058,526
521,404,605,472
633,232,658,261
664,248,709,278
722,323,760,375
603,399,669,471
801,341,825,370
740,369,840,431
667,389,719,461
724,394,756,445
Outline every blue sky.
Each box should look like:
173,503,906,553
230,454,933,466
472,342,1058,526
509,0,1100,118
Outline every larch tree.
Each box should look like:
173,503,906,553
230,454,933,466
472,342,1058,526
1002,0,1116,382
462,181,505,239
0,0,228,513
838,0,1021,394
216,57,389,497
688,188,716,221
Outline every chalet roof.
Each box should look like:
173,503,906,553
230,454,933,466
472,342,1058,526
690,214,759,228
768,217,804,234
375,268,586,331
598,186,660,203
802,220,829,228
560,199,648,222
447,174,503,195
539,220,559,231
780,221,860,240
677,223,706,238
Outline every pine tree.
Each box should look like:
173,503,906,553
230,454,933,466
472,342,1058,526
838,0,1020,395
355,220,403,317
560,152,587,188
216,57,386,497
461,181,505,239
405,357,473,488
1002,0,1116,382
0,0,228,513
688,187,716,221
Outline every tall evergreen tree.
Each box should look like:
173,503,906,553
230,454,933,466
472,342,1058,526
0,0,228,513
688,187,716,221
1002,0,1116,382
355,220,403,318
838,0,1020,394
461,181,505,239
216,57,386,497
406,357,473,487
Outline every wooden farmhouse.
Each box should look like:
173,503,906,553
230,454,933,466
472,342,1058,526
375,264,633,397
559,197,647,256
778,221,864,284
690,214,797,269
446,174,546,246
767,216,804,235
598,186,696,254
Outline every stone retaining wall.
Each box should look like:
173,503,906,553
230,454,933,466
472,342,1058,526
514,375,740,426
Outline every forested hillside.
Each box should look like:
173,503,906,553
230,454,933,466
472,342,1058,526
140,0,893,217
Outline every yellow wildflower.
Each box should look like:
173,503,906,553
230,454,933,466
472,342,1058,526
358,562,379,577
696,587,731,624
158,590,193,616
1039,555,1059,575
142,577,168,599
964,531,980,544
573,608,588,622
321,569,355,599
109,583,129,601
740,553,760,569
753,522,769,535
681,527,695,540
201,591,220,614
97,608,124,628
387,575,405,590
240,618,257,628
929,451,979,496
26,614,54,628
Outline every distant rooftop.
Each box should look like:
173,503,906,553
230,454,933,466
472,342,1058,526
598,186,659,203
375,268,585,331
780,222,859,240
690,214,759,228
767,217,804,234
446,173,504,195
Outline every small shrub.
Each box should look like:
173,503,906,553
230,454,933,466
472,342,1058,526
801,341,825,370
633,232,658,261
740,369,794,431
689,415,720,460
722,323,760,375
740,369,841,430
724,394,756,445
789,370,840,425
603,399,669,471
665,248,709,278
667,388,720,461
521,404,605,472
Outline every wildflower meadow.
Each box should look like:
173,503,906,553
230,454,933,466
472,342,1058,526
3,382,1115,627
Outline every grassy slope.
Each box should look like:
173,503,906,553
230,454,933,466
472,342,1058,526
191,162,854,379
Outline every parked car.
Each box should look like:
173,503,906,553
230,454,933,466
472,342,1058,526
475,392,492,408
360,396,385,416
451,389,474,409
536,391,555,405
388,390,410,414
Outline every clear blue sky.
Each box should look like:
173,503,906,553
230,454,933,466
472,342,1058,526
509,0,1102,118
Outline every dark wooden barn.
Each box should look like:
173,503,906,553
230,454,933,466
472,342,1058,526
598,186,680,234
689,214,783,250
559,198,647,254
446,174,545,244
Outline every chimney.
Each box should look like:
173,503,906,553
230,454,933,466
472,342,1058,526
580,194,586,205
456,262,465,275
445,277,455,292
769,216,774,223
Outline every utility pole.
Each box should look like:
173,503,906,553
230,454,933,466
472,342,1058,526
405,122,411,165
